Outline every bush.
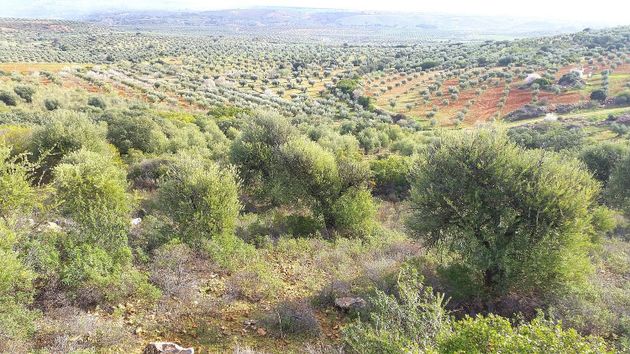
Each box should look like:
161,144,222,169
230,111,297,189
87,96,107,109
437,314,611,353
558,71,585,88
607,153,630,216
579,142,629,183
370,155,412,199
278,137,341,227
261,300,322,338
156,154,241,246
284,214,324,237
54,149,132,259
330,187,377,237
336,79,359,95
61,242,159,307
0,145,41,222
104,113,168,154
343,267,449,353
0,223,38,347
408,129,601,295
0,147,42,345
342,266,610,354
44,98,61,111
13,85,35,103
613,91,630,106
508,122,584,151
127,157,175,190
590,89,608,101
52,148,161,307
29,111,109,181
0,90,18,106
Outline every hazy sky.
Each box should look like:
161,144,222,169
2,0,629,25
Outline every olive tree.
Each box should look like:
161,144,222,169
230,110,297,191
29,111,109,182
607,152,630,216
54,149,133,261
156,155,241,246
0,145,39,344
579,142,629,183
408,129,602,295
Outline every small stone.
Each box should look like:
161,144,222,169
142,342,194,354
334,297,367,311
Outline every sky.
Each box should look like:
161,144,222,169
1,0,629,25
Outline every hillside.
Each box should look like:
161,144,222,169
0,14,629,354
83,8,586,40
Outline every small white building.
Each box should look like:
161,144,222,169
570,67,585,78
524,73,541,85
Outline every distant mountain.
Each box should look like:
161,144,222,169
83,7,588,40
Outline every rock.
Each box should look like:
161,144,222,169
243,319,257,329
45,221,62,232
334,297,366,311
142,342,194,354
131,217,142,226
503,104,549,122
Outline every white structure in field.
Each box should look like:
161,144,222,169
524,73,541,85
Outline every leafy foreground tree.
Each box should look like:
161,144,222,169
29,110,109,182
343,267,611,354
607,152,630,216
54,149,158,305
156,154,241,245
579,142,629,183
408,129,604,296
150,153,258,270
231,111,375,237
0,145,40,348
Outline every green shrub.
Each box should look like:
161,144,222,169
29,111,109,181
590,89,608,101
230,110,297,188
127,156,175,190
13,85,35,103
343,267,449,353
0,145,41,223
437,314,611,353
61,242,159,306
0,223,38,346
342,266,610,354
613,91,630,105
44,98,61,111
370,155,412,199
408,129,600,295
54,149,132,264
278,137,341,226
87,96,107,109
331,187,377,237
508,122,585,151
0,90,18,106
607,153,630,216
156,155,241,246
284,214,324,237
336,78,359,95
104,113,168,154
579,142,629,183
